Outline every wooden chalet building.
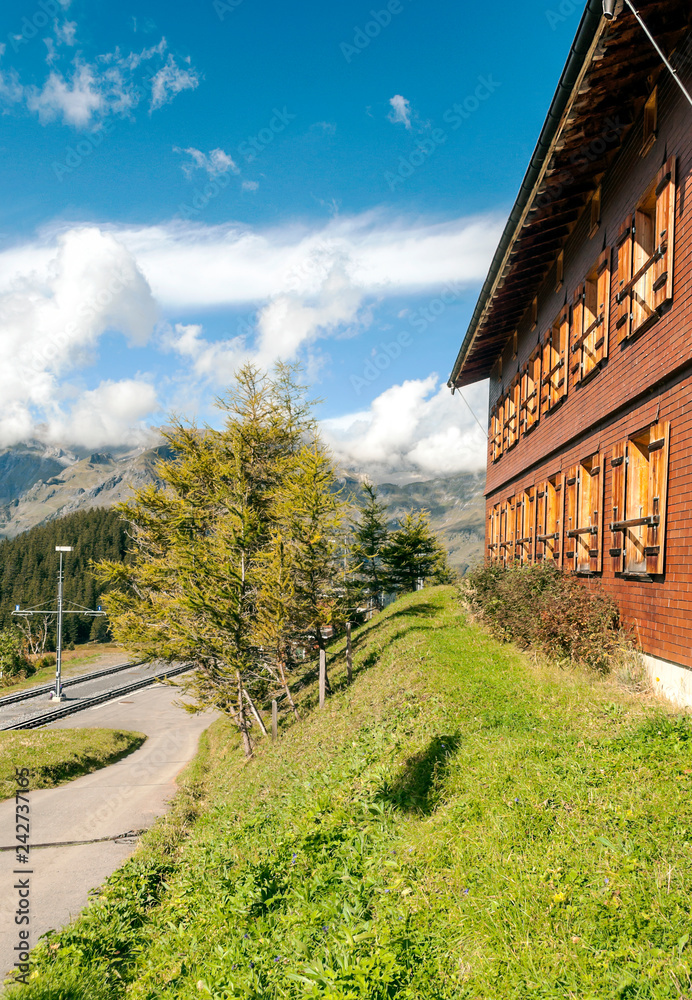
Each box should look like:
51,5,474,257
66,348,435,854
449,0,692,702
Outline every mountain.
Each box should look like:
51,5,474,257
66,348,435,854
0,440,172,539
0,442,486,574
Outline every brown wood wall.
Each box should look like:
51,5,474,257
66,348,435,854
483,60,692,670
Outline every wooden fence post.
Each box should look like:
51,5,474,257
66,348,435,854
319,648,326,709
346,622,353,683
272,699,278,741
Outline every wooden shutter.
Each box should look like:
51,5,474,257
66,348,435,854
653,157,676,311
615,216,633,343
632,205,655,334
553,475,564,569
555,306,569,404
525,487,536,564
564,465,578,570
589,454,605,574
609,441,626,573
571,284,585,385
540,333,552,415
645,421,670,575
595,248,611,365
535,481,546,562
513,494,522,561
529,349,541,431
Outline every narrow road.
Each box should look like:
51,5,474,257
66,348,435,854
0,682,218,984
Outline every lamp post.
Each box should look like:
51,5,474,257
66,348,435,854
54,546,73,702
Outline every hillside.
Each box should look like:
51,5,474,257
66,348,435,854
14,586,692,999
0,443,486,574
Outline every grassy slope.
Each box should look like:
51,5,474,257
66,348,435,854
0,729,146,801
11,587,692,999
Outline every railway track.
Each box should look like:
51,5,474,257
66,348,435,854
0,659,143,708
0,663,191,731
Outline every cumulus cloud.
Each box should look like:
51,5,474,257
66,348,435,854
0,227,159,448
174,145,238,178
242,180,259,192
388,94,412,129
322,376,489,482
27,62,103,127
0,211,501,460
2,31,199,129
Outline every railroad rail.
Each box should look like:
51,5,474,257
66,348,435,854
0,664,191,731
0,659,144,708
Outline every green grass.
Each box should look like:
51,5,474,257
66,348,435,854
9,587,692,998
0,728,147,801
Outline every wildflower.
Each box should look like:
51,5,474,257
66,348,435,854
462,888,469,895
274,957,281,962
604,877,609,885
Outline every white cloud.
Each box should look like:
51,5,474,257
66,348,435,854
48,379,160,449
0,211,501,453
55,20,77,45
388,94,412,129
2,32,199,129
27,63,103,127
174,145,238,178
242,180,259,192
150,54,199,111
322,377,489,481
0,227,159,449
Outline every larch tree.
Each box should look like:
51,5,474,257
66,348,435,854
96,363,317,757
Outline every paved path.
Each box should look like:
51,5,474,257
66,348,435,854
0,682,217,984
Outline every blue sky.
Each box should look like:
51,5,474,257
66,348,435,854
0,0,582,480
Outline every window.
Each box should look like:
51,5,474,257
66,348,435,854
615,156,676,342
556,250,564,291
530,297,538,330
540,307,569,414
564,453,605,574
514,487,536,565
535,473,563,566
503,378,520,451
499,497,515,566
589,184,602,238
488,503,501,563
571,248,611,384
641,86,657,157
520,347,541,435
609,421,670,576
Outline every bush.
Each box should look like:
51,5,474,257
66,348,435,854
466,562,632,672
0,628,34,681
37,654,56,669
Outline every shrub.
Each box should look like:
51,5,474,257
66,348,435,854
0,628,34,681
466,562,633,672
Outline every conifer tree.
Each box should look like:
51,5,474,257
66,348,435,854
350,481,389,609
382,510,454,593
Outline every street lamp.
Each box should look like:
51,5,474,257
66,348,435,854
54,546,73,702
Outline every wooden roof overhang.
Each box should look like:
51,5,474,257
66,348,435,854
449,0,692,390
